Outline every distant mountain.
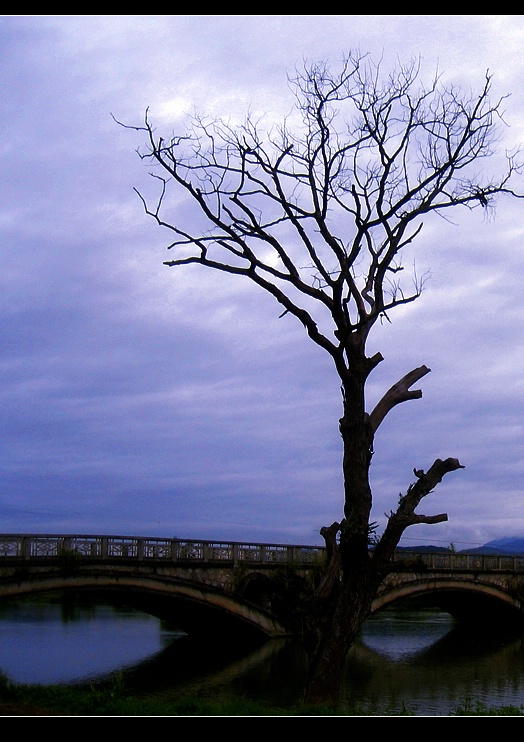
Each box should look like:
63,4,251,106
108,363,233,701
396,544,451,553
397,537,524,556
462,537,524,556
457,545,503,556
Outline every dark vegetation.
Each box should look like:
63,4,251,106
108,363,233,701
1,675,524,716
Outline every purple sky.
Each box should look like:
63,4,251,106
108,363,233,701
2,15,524,549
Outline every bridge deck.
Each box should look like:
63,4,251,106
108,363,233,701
0,534,523,572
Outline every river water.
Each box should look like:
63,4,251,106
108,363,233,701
1,594,524,715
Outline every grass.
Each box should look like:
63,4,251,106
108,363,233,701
1,673,524,716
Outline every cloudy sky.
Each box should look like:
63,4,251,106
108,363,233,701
2,15,524,549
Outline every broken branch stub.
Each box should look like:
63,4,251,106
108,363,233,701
369,365,431,433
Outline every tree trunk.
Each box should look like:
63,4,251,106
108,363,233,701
303,354,381,707
304,563,379,706
301,356,463,706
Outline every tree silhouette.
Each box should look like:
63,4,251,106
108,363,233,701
121,52,522,706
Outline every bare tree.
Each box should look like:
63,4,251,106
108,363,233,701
120,52,522,706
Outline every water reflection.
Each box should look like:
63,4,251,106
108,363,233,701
118,634,308,708
0,595,184,686
341,610,524,715
359,610,455,660
1,595,524,715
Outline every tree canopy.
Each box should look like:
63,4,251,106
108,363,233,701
126,53,520,378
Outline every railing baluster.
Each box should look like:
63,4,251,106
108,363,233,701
21,537,31,560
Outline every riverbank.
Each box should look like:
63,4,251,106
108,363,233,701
2,677,524,716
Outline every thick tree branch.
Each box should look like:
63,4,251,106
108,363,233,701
369,365,431,433
372,457,465,566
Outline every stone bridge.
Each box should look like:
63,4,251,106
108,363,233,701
1,534,524,639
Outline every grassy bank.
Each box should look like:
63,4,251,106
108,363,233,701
1,674,524,716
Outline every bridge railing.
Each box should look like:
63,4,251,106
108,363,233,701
391,550,524,572
0,534,324,566
1,535,523,571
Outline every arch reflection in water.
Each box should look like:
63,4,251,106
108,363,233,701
0,593,307,708
0,594,185,686
359,609,456,661
341,608,524,715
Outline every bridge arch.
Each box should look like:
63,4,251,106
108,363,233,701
372,576,524,626
0,572,291,640
3,535,524,640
